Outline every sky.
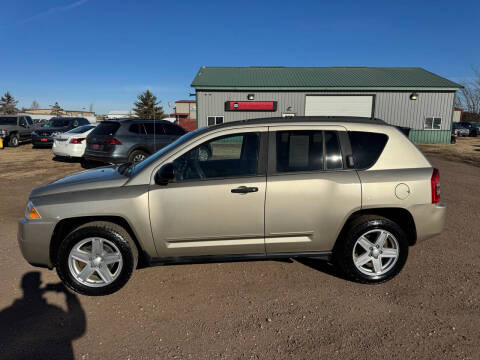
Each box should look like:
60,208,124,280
1,0,479,114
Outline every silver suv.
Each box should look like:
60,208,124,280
18,117,446,296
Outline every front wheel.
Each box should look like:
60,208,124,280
56,221,138,296
334,216,408,283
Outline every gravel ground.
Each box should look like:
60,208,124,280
0,145,479,360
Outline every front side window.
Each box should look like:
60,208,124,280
207,116,224,126
26,117,33,125
19,117,27,127
173,132,260,181
424,117,442,130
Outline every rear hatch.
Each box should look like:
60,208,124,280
86,121,122,152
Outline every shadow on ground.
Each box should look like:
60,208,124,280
0,272,86,360
295,258,350,281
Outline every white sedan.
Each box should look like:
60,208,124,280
52,124,97,158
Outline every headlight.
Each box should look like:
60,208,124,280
26,201,41,219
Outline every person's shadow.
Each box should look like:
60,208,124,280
0,272,86,360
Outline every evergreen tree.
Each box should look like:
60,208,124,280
50,102,63,116
133,90,167,119
31,100,40,110
0,92,19,114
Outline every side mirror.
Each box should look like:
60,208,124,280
154,163,174,186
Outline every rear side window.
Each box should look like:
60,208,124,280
129,123,146,134
144,123,165,135
0,117,17,125
276,131,324,172
163,124,185,135
91,122,121,136
348,131,388,169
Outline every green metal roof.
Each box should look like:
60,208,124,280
191,66,462,91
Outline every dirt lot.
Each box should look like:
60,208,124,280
0,145,479,360
418,136,480,168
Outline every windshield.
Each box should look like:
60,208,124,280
0,117,17,126
43,119,71,128
129,129,204,176
66,125,95,134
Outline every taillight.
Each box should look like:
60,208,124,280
431,168,440,203
69,138,85,144
104,138,122,145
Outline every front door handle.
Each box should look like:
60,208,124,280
231,186,258,194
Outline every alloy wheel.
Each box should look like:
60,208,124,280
352,229,399,278
68,237,123,287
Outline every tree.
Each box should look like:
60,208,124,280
133,90,167,119
0,92,19,114
50,102,63,116
31,100,40,110
457,66,480,114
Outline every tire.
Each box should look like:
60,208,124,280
334,215,408,284
8,134,19,147
56,221,138,296
128,150,148,164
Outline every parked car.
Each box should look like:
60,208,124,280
32,117,90,147
84,119,186,165
458,121,478,137
52,124,97,158
452,123,469,137
18,116,446,296
0,114,36,147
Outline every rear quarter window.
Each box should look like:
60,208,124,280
349,131,388,169
91,122,121,136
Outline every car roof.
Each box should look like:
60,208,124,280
222,116,385,127
104,118,177,125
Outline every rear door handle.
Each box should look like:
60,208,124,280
231,186,258,194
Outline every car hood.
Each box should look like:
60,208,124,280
30,166,128,198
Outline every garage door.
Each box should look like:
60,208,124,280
305,95,373,117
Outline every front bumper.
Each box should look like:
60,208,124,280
411,202,447,244
17,218,56,268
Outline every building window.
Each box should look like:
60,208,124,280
207,116,224,126
424,117,442,130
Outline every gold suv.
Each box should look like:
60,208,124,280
18,117,446,296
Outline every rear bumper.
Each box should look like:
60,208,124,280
84,150,128,164
52,143,85,158
32,134,53,146
17,218,56,268
411,202,447,244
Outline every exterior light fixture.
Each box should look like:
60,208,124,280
410,93,418,100
233,102,239,108
247,94,255,100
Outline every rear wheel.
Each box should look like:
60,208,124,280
128,150,148,164
56,221,138,296
334,216,408,283
8,134,19,147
